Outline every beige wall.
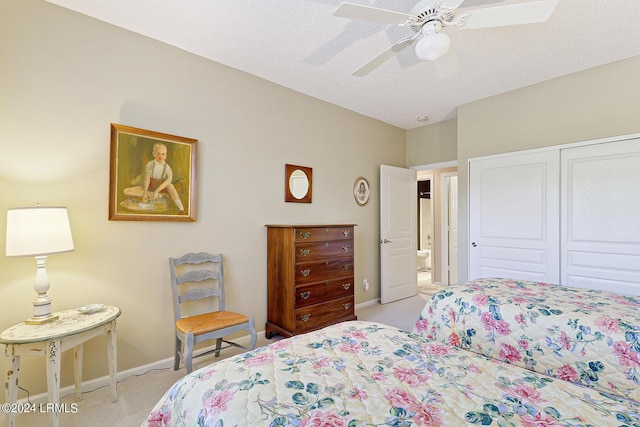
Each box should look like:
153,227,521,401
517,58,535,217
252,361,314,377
406,118,457,167
0,0,406,396
457,55,640,281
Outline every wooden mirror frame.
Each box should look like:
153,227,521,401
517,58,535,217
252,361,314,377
285,164,312,203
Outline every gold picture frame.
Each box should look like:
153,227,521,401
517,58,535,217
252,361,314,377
109,123,197,222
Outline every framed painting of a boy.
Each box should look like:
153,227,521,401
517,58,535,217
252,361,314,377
109,123,197,222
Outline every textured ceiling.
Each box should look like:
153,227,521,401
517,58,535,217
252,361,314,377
45,0,640,129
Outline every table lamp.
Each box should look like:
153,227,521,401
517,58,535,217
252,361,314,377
6,206,74,324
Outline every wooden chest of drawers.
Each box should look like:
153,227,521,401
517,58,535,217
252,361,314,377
265,224,357,338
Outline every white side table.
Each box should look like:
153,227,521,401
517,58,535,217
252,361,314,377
1,305,120,427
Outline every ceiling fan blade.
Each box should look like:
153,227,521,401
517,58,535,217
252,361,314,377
353,35,417,77
461,0,558,29
439,0,465,8
333,2,413,25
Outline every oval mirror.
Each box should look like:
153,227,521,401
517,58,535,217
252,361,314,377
285,164,312,203
289,169,309,199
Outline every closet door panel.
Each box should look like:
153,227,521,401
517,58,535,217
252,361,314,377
562,137,640,296
469,151,560,283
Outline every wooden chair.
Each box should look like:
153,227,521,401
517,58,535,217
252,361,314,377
169,252,257,373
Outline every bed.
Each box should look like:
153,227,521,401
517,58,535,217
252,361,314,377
414,277,640,403
143,320,638,426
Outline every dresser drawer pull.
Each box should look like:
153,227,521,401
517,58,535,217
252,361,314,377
300,269,311,277
343,303,351,310
299,231,311,239
342,230,351,237
342,283,351,290
301,314,311,322
342,264,351,271
300,291,311,299
299,249,311,257
342,245,351,252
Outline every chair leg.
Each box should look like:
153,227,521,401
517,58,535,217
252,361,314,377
184,334,195,374
214,338,223,357
174,336,181,371
248,318,257,350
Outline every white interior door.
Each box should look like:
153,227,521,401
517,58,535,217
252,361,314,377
469,151,560,283
562,138,640,295
380,165,416,304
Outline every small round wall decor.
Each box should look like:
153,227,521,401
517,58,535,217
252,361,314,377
354,177,370,206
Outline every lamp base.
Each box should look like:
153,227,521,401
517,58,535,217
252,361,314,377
25,314,59,325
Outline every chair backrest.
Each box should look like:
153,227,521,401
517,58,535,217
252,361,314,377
169,252,226,322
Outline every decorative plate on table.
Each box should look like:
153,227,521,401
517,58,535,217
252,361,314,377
77,304,105,314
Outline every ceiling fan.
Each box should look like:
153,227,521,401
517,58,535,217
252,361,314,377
333,0,558,76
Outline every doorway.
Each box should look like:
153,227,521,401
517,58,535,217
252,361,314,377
443,173,458,285
417,176,434,292
416,166,458,293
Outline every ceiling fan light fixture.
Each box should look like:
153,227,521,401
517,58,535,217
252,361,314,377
414,32,451,61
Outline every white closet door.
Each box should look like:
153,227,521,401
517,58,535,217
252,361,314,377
469,151,560,283
561,137,640,295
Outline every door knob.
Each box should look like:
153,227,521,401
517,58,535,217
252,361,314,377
381,239,392,244
471,242,477,247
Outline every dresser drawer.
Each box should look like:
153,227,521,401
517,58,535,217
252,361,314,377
295,278,354,308
295,240,354,262
295,257,353,284
294,227,354,242
294,296,354,333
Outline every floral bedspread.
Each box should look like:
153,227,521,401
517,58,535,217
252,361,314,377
414,277,640,403
143,320,638,427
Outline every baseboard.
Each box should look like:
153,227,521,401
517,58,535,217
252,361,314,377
12,357,175,405
355,298,380,310
12,332,261,405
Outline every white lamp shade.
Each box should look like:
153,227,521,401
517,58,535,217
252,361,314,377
414,32,451,61
6,207,74,257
